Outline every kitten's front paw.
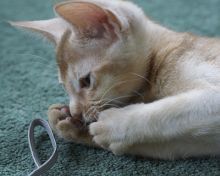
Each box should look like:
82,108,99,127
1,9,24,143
89,108,134,155
48,104,86,140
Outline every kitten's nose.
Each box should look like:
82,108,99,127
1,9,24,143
69,100,82,116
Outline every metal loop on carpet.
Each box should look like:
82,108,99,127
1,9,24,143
28,119,58,176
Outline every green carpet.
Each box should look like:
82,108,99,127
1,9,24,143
0,0,220,175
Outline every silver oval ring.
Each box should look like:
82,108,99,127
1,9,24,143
28,119,58,176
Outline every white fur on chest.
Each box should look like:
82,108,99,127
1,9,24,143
180,57,220,87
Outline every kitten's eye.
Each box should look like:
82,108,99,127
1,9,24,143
79,73,91,89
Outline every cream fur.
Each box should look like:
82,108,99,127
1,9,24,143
11,0,220,159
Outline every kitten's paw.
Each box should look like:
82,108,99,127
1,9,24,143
89,108,133,155
48,104,86,140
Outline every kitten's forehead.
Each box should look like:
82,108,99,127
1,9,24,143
69,56,101,79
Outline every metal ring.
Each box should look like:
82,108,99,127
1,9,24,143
28,119,58,176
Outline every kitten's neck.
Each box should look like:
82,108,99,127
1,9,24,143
145,19,181,54
136,19,184,102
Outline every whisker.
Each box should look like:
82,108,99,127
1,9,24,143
107,99,126,105
93,108,99,119
84,106,94,118
97,95,133,112
87,107,99,122
104,95,134,105
88,106,97,117
98,74,132,101
132,90,145,101
99,103,121,109
100,78,140,101
91,98,125,106
100,80,128,101
130,72,152,85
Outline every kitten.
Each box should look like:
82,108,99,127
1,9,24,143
11,0,220,159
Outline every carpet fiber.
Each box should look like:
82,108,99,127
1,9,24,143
0,0,220,175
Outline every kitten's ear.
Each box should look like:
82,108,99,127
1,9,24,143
54,1,122,39
9,18,68,44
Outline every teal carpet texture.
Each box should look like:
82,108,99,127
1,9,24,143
0,0,220,175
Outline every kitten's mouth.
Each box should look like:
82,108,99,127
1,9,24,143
59,106,89,130
60,103,122,129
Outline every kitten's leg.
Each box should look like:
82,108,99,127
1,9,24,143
48,104,95,146
90,88,220,158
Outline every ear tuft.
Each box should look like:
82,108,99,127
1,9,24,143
55,2,121,39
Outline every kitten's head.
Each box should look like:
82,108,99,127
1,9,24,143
11,0,150,123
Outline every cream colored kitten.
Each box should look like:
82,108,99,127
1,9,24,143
11,0,220,159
